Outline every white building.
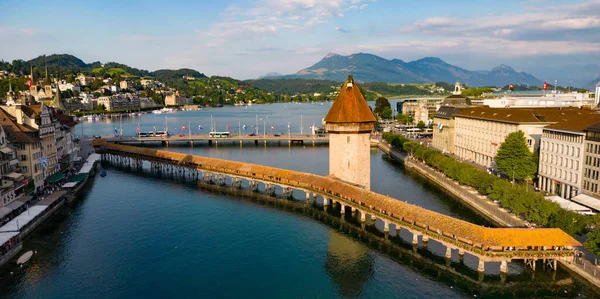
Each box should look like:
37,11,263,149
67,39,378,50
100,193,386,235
77,74,95,86
57,80,81,93
482,91,597,109
453,107,599,169
538,115,600,199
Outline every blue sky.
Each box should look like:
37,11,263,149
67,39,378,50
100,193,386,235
0,0,599,79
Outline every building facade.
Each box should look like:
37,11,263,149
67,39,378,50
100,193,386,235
582,122,600,197
453,107,595,169
96,95,141,111
0,126,24,207
538,116,600,198
0,108,44,191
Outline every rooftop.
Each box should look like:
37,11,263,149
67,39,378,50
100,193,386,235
455,107,597,124
324,75,376,124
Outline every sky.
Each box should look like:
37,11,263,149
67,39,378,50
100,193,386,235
0,0,599,80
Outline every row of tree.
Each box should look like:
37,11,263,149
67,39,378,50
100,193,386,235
381,132,600,255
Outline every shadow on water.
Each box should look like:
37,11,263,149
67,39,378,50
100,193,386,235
79,162,597,299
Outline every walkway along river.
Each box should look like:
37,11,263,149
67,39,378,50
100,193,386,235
378,138,600,291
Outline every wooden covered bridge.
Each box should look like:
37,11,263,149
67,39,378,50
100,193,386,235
93,139,581,275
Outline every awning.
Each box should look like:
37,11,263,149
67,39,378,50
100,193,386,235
572,194,600,212
3,172,23,180
67,174,88,183
0,147,13,154
0,207,12,219
0,206,48,232
5,199,25,210
73,157,82,162
45,172,65,183
62,182,78,188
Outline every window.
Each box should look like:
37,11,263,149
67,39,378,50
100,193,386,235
347,136,350,143
20,155,27,161
22,166,28,173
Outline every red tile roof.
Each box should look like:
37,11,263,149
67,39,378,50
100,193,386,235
324,75,376,124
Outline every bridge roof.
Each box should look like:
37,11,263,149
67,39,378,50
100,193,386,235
324,75,376,124
96,140,581,249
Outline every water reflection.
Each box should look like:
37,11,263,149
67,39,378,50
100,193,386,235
325,232,373,298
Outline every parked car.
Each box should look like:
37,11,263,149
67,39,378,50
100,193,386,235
274,133,281,137
248,133,257,136
93,135,102,139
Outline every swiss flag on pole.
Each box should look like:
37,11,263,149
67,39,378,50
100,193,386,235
28,78,32,88
136,126,141,133
509,84,514,91
543,81,549,91
271,126,274,131
181,125,186,131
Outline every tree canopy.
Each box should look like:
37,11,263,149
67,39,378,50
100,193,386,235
374,96,391,117
495,130,537,180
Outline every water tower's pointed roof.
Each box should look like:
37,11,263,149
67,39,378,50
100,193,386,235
324,75,376,124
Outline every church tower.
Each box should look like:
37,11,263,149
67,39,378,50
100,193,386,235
29,64,37,97
44,61,52,99
324,75,376,190
5,80,15,105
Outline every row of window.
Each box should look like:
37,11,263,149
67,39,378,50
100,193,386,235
586,143,600,155
585,156,600,168
583,180,600,193
542,130,584,143
541,165,578,183
540,141,581,157
584,168,600,180
541,154,579,170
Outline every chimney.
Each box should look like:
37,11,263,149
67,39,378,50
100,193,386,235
14,104,23,124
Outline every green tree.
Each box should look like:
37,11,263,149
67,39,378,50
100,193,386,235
495,130,536,180
417,120,426,130
91,78,104,90
382,106,392,119
585,229,600,256
396,113,414,124
374,96,391,116
97,103,106,111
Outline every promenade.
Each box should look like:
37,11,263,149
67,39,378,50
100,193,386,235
377,140,600,288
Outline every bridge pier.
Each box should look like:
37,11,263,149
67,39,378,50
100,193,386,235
458,249,465,263
383,221,389,233
445,247,451,260
422,235,429,248
478,259,485,273
360,212,366,223
340,203,345,214
500,260,508,274
412,233,419,246
323,197,330,206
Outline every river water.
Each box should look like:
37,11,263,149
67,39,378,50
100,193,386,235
0,103,596,298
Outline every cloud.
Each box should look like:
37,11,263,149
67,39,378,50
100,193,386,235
208,0,370,45
335,26,350,33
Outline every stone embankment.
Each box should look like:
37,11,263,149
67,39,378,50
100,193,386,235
377,141,600,289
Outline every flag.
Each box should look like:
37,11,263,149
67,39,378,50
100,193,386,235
114,127,118,136
226,125,230,130
509,84,514,91
136,126,141,133
23,179,29,186
182,125,186,131
198,125,203,131
287,123,290,129
543,80,549,91
28,77,32,88
153,126,157,133
243,125,247,130
271,126,274,131
56,163,61,171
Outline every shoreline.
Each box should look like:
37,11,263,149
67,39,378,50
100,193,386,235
377,140,600,289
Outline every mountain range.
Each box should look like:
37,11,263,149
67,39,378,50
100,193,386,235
265,53,542,87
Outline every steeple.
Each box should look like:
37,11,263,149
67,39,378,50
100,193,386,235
8,80,12,93
54,75,69,114
44,56,51,85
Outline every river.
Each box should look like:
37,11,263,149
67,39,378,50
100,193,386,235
0,103,595,298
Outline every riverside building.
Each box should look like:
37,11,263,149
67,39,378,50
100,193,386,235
453,107,597,169
538,115,600,199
